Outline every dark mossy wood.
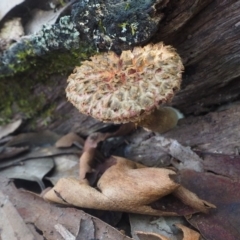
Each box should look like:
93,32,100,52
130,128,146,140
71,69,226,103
1,0,240,142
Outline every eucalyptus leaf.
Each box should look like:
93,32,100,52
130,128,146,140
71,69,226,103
0,157,54,189
47,154,79,185
0,119,22,140
0,146,81,169
6,130,61,148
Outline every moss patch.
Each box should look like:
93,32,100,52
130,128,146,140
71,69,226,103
0,42,97,124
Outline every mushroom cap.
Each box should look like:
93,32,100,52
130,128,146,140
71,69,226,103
66,42,184,123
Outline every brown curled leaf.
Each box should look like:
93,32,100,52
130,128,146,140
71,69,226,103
79,132,109,180
44,156,214,216
44,156,180,216
79,123,135,180
55,132,85,148
174,223,200,240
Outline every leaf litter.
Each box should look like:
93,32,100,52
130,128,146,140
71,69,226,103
135,223,200,240
130,215,187,240
175,152,240,240
1,112,240,239
0,98,240,240
0,177,132,240
0,120,216,239
0,157,54,190
0,188,36,240
0,119,22,140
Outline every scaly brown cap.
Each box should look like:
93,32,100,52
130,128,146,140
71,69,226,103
66,42,184,123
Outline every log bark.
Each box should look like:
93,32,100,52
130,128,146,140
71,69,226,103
164,0,240,114
1,0,240,148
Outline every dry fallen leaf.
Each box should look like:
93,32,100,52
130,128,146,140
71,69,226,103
174,223,200,240
173,186,215,214
54,223,75,240
135,223,200,240
0,119,22,140
0,146,80,169
79,124,135,180
44,156,214,216
0,177,132,240
0,157,54,189
125,135,203,171
0,135,13,145
55,132,84,148
45,129,214,216
47,154,79,185
130,215,187,240
79,132,109,180
0,190,35,240
202,152,240,181
76,218,95,240
44,156,179,215
6,130,60,147
176,162,240,240
0,146,29,160
136,231,170,240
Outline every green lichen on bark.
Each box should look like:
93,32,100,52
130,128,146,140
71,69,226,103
0,16,96,123
0,42,96,124
0,0,164,77
0,77,46,123
0,0,166,123
0,16,89,77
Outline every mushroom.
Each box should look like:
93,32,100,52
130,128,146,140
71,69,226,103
66,42,184,133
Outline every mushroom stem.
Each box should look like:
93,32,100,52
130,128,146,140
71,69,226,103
137,107,183,133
